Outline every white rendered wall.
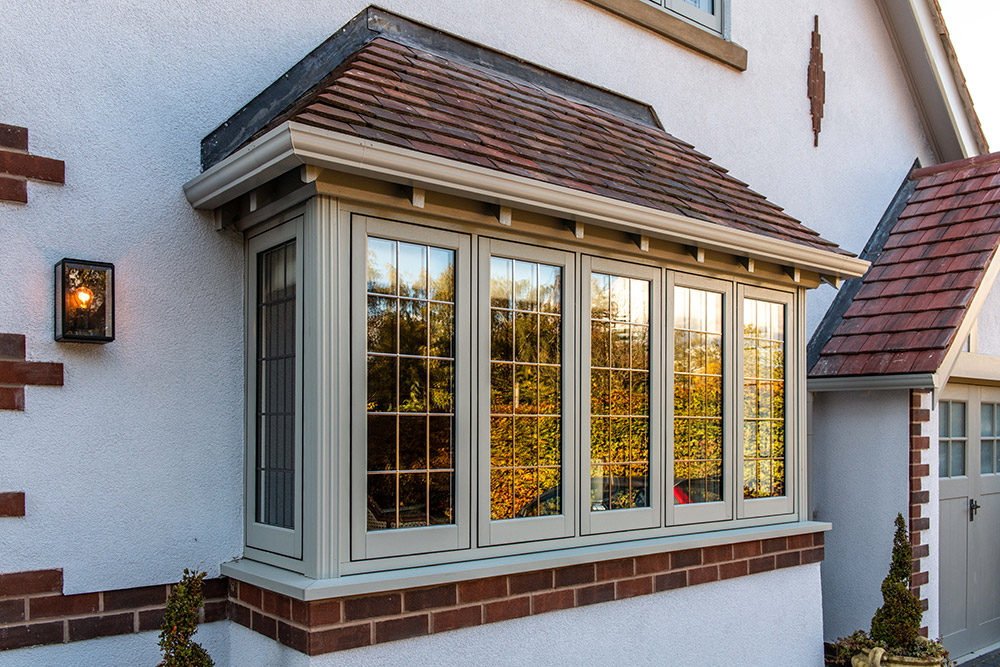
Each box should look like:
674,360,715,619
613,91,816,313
811,389,911,641
0,0,934,599
974,275,1000,356
225,566,825,667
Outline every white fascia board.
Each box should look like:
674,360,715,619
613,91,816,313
877,0,984,161
221,521,831,601
808,373,937,392
184,122,870,280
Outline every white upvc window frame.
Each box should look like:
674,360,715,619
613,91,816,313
245,218,305,560
737,285,796,520
581,256,663,535
667,271,735,527
349,215,473,561
649,0,724,34
478,238,577,547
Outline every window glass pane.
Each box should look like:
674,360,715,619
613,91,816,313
743,298,785,499
590,273,650,512
681,0,714,12
366,237,456,530
491,258,562,520
256,240,296,528
951,401,966,437
939,440,950,478
675,287,723,504
982,404,995,438
952,441,966,477
981,439,994,475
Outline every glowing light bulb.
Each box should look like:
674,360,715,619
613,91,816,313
75,287,93,308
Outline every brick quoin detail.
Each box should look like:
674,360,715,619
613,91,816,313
0,570,227,652
910,389,931,637
0,124,64,204
0,493,25,518
228,532,826,657
0,334,63,412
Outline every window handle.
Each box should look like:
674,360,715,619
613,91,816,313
970,498,981,522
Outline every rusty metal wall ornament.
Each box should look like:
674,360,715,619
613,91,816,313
808,15,826,147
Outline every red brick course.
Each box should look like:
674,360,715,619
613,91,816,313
0,492,25,518
0,569,226,653
228,531,825,657
0,125,64,204
0,334,63,414
909,389,931,637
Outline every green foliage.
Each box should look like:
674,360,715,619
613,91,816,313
157,569,214,667
829,514,951,665
870,514,922,648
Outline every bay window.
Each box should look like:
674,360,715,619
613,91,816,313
243,206,803,576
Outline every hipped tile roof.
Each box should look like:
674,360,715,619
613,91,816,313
811,153,1000,378
241,35,846,255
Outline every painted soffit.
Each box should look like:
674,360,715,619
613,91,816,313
186,6,867,280
876,0,989,162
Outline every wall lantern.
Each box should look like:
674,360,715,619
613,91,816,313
54,259,114,343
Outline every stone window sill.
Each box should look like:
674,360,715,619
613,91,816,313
580,0,748,71
223,521,830,601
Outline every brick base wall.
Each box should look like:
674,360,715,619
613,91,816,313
910,389,931,637
230,531,825,656
0,531,825,656
0,570,227,652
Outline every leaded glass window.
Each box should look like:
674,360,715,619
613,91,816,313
366,237,456,529
490,257,562,520
589,273,650,512
674,286,723,504
256,239,296,529
940,401,967,478
743,298,785,499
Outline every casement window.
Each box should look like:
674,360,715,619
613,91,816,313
242,210,802,574
245,219,303,559
940,401,967,478
646,0,724,34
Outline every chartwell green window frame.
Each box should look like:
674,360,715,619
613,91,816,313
737,285,797,520
245,218,305,560
581,255,663,535
478,238,578,546
667,271,735,527
350,215,473,560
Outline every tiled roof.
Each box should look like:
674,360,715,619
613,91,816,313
239,35,846,255
811,153,1000,378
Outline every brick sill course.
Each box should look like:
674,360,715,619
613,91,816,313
1,528,825,656
230,530,825,656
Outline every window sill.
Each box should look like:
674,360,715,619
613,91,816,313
223,521,830,601
580,0,747,71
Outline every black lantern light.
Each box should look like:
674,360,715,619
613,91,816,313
55,259,114,343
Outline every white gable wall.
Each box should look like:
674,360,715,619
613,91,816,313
0,0,939,660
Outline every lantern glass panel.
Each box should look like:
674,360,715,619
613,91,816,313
55,259,114,342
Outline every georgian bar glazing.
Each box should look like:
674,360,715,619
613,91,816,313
366,237,457,529
589,273,651,511
940,401,967,478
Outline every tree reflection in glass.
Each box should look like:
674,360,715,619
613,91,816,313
490,258,562,520
590,273,650,512
743,298,785,499
366,237,456,530
673,287,723,505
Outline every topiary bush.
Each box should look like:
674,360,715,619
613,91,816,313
157,569,214,667
869,513,923,649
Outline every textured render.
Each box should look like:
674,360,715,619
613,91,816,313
0,0,934,608
975,267,1000,355
811,390,911,641
225,566,825,667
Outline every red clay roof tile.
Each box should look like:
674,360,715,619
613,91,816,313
812,153,1000,377
240,37,845,254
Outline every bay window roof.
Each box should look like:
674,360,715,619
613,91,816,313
186,6,866,281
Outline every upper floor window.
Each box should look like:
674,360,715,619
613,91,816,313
647,0,724,34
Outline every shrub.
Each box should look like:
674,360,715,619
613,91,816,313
157,569,214,667
869,514,922,648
